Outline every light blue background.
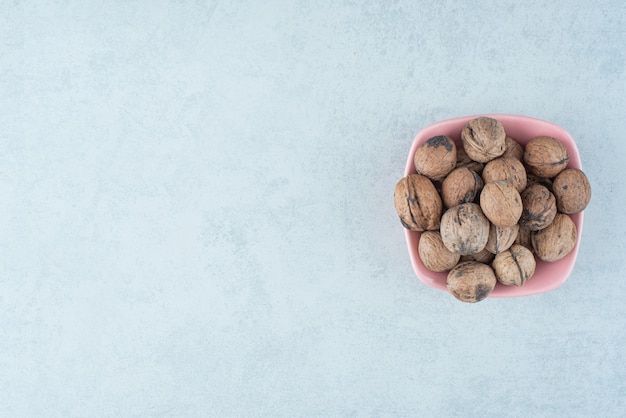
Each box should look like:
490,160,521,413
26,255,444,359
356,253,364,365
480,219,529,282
1,1,625,416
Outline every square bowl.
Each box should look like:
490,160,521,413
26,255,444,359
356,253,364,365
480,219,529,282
404,114,584,297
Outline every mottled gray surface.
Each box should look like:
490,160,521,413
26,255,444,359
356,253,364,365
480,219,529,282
1,1,625,416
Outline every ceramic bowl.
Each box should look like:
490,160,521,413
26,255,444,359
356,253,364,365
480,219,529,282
404,114,583,297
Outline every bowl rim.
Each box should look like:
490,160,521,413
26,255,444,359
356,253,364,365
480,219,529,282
403,114,584,298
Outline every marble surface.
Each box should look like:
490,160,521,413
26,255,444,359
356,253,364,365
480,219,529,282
1,1,625,416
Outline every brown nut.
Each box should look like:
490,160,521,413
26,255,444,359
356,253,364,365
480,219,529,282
525,173,553,190
482,157,527,193
514,227,534,252
413,135,457,181
418,231,461,272
519,184,557,231
523,136,569,178
479,181,523,227
441,167,483,208
485,223,519,254
455,146,485,174
440,203,490,255
446,261,497,303
492,244,536,286
460,248,495,264
552,168,591,214
394,174,442,231
501,136,524,161
461,116,506,163
532,213,577,262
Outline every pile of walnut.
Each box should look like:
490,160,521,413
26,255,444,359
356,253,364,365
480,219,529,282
394,116,591,303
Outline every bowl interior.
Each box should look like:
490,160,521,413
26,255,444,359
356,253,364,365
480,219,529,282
404,114,583,297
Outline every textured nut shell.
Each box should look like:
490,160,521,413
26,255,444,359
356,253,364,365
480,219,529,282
501,136,524,161
552,168,591,214
492,244,536,286
485,223,519,254
479,181,523,227
482,157,527,193
440,203,490,255
455,147,485,174
525,173,553,190
418,231,461,272
413,135,457,181
441,167,483,208
519,184,557,231
461,117,506,163
394,174,442,231
514,227,534,252
446,261,497,303
460,248,495,264
524,136,569,178
532,214,577,262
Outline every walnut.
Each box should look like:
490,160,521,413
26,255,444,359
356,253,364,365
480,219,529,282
418,231,461,272
461,116,506,163
523,136,569,178
455,146,484,174
501,136,524,161
479,181,523,227
514,227,534,252
482,157,527,193
485,223,519,254
394,174,442,231
413,135,457,181
460,248,495,264
440,203,490,255
492,244,536,286
552,168,591,214
519,184,557,231
446,261,497,303
525,173,553,190
441,167,483,208
532,214,577,262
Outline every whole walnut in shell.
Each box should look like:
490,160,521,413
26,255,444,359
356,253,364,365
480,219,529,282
461,116,506,163
485,223,519,254
413,135,457,181
446,261,497,303
519,184,557,231
440,203,490,255
501,136,524,161
418,231,461,272
441,167,483,208
524,136,569,178
492,244,536,286
552,168,591,214
479,181,523,227
394,174,442,231
455,146,484,174
525,173,553,190
460,248,495,264
482,157,527,193
532,214,577,262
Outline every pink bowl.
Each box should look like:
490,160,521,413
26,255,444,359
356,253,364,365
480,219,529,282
404,114,584,297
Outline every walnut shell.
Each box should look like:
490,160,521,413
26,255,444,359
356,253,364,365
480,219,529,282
552,168,591,214
440,203,490,255
514,227,534,252
532,214,577,262
446,261,497,303
461,116,506,163
394,174,442,231
485,223,519,254
441,167,483,208
501,136,524,161
455,146,485,174
519,184,557,231
479,181,523,227
413,135,457,181
482,157,527,193
418,231,461,272
525,173,553,190
460,248,495,264
492,244,536,286
523,136,569,178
